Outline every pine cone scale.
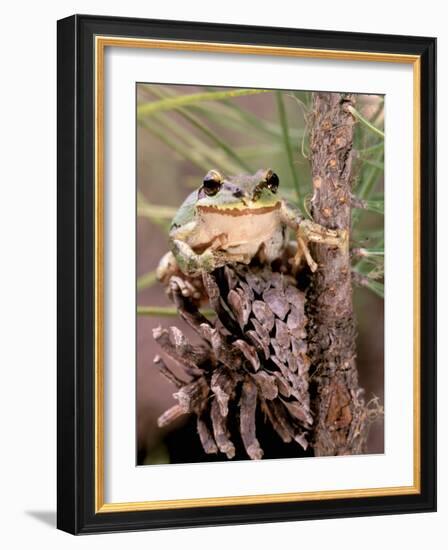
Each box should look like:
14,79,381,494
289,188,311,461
153,258,313,460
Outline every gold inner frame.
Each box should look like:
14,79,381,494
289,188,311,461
94,36,421,513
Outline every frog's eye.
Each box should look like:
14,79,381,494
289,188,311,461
265,171,279,193
202,171,222,196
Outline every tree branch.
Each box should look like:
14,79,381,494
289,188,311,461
307,92,370,455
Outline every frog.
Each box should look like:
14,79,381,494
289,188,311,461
156,168,347,290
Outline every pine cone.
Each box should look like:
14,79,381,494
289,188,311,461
153,260,312,460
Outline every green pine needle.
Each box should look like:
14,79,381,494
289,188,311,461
138,89,271,118
348,105,385,139
275,91,301,205
137,306,215,317
137,271,158,291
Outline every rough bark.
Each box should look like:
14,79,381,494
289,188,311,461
307,92,369,455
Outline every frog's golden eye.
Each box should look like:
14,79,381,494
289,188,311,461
265,171,279,193
202,170,222,196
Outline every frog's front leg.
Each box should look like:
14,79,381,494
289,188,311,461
165,219,225,276
172,235,249,276
280,201,348,272
171,238,223,275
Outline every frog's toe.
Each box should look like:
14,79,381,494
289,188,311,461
296,236,318,272
169,275,200,300
156,251,178,283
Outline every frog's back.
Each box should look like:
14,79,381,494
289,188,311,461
170,190,197,230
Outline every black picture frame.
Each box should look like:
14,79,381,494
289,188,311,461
57,14,436,534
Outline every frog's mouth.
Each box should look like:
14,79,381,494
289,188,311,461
197,201,281,216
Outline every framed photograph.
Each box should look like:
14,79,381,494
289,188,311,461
57,14,436,534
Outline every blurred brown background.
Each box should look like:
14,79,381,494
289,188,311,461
136,84,384,465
